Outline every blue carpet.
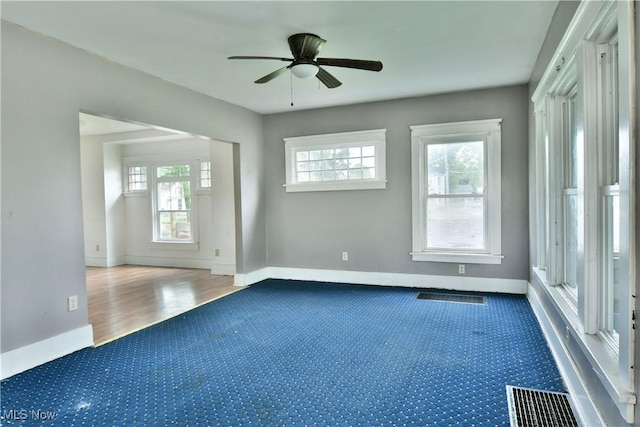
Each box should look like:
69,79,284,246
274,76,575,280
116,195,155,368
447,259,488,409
1,280,565,426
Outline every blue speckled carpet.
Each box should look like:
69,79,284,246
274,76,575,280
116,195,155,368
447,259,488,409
1,280,565,426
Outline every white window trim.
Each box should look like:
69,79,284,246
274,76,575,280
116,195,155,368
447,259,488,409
283,129,387,193
149,160,199,250
531,1,636,422
410,119,502,264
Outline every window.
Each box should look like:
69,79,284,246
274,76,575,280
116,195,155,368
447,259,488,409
200,161,212,189
596,38,620,351
126,165,147,192
411,119,502,264
284,129,386,192
153,163,196,243
531,1,635,420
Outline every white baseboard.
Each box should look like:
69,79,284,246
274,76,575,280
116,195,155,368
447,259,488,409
234,267,270,287
237,266,528,294
125,256,212,270
211,263,236,276
106,256,127,267
85,256,107,267
0,325,94,380
526,282,605,427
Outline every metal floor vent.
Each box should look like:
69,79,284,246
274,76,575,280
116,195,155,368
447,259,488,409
506,385,578,427
416,292,485,305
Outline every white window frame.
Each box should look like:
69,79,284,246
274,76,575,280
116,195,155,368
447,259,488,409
199,160,212,190
531,1,636,422
410,119,502,264
123,164,148,195
283,129,387,193
150,160,199,249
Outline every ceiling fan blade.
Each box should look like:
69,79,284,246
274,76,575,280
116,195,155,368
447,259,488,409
288,33,326,60
255,66,290,84
316,58,383,72
316,67,342,89
228,56,293,62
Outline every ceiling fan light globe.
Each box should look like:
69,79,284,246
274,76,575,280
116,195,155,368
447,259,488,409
291,63,319,79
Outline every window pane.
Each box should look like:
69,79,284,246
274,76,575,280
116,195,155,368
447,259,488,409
563,193,578,289
309,150,323,160
158,181,191,210
157,164,190,178
322,171,336,181
362,157,375,168
362,146,375,157
348,158,362,169
322,160,335,170
427,141,484,195
334,148,349,158
348,147,361,158
296,151,309,162
321,149,333,159
159,212,191,240
601,191,620,337
426,197,485,250
335,170,348,180
309,161,322,171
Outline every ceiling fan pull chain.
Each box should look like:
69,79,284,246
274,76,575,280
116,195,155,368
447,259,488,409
290,71,294,107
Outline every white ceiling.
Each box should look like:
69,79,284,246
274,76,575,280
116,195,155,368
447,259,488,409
2,1,558,115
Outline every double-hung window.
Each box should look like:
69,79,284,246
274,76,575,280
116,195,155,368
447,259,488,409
411,119,502,264
153,163,196,243
531,1,634,421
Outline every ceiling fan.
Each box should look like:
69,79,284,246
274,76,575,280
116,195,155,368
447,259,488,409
228,33,383,89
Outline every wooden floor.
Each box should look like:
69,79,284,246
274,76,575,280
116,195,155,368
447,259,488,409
86,266,238,346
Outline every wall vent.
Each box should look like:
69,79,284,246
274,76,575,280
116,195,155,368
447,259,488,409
506,385,578,427
416,292,485,305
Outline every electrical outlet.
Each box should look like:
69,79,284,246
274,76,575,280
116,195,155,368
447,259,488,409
342,252,348,261
68,295,78,312
458,264,465,275
215,249,220,257
565,326,570,341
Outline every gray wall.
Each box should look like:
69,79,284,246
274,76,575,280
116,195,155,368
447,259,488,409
0,21,266,353
264,85,530,280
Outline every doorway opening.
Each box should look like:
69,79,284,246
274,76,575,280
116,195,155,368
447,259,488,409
79,112,238,345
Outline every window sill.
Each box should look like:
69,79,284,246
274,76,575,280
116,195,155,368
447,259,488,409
411,252,503,264
532,268,636,421
149,241,199,251
123,191,148,198
285,180,387,193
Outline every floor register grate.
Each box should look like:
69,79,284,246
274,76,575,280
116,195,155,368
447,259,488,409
506,385,579,427
416,292,485,305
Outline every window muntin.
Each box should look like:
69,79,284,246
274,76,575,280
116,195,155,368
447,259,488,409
284,129,386,192
126,165,147,192
411,119,502,264
154,163,194,242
